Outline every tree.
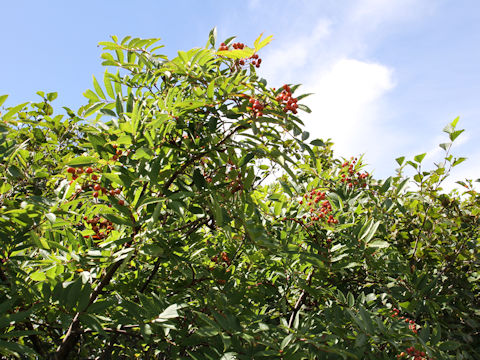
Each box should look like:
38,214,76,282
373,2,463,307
0,29,479,359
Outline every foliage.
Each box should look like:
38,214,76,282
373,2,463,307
0,29,479,359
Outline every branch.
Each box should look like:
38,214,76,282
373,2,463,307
288,270,314,329
54,256,128,359
162,124,245,192
139,257,163,294
146,217,209,294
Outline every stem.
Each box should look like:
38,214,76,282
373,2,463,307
54,258,126,359
288,270,314,328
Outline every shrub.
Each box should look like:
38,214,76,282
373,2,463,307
0,29,478,359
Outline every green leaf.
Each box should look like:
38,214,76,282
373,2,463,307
211,196,224,227
297,104,311,113
439,142,451,151
396,178,409,193
104,71,115,98
154,304,180,323
103,213,133,226
208,27,217,47
358,305,374,333
3,102,28,121
30,271,46,281
347,292,355,307
439,340,461,351
6,165,23,179
67,156,98,167
0,95,8,107
116,93,123,116
310,139,324,147
79,313,106,335
32,127,46,142
92,75,106,100
328,192,343,211
380,177,392,193
443,117,459,134
193,168,207,189
452,157,466,167
207,79,215,99
367,240,390,248
0,340,37,357
414,153,426,163
253,33,273,51
88,133,106,148
83,89,100,102
102,173,126,187
239,152,255,167
358,220,381,243
126,92,134,113
116,135,133,145
395,156,405,166
46,213,56,224
449,129,464,141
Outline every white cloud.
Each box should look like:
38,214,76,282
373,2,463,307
302,58,395,159
260,20,332,82
255,0,436,178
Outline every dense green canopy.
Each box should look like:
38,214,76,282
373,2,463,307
0,30,478,359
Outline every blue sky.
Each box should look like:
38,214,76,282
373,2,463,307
1,0,479,189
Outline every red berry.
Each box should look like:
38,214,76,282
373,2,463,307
91,174,98,181
86,167,93,174
93,184,101,191
67,167,75,174
118,199,125,206
93,191,99,198
76,168,84,174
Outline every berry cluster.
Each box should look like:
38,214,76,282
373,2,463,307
391,308,418,334
111,144,131,161
275,84,298,114
397,346,429,360
237,53,262,68
224,161,244,194
248,97,264,117
340,157,369,188
231,42,245,50
249,53,261,68
83,215,114,240
211,251,231,266
218,41,263,68
298,189,338,225
65,164,125,206
67,166,99,182
218,42,229,51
